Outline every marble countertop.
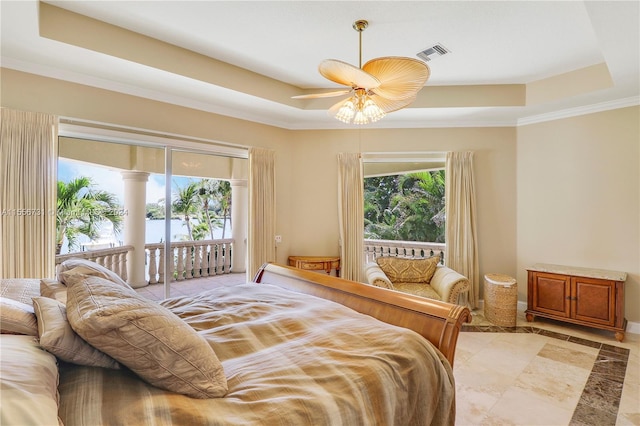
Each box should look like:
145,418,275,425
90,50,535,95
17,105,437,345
527,263,627,282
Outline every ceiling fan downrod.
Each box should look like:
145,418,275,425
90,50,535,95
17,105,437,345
353,19,368,69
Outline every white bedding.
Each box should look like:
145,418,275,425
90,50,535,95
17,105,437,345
0,335,61,426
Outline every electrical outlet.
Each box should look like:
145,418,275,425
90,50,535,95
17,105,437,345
275,235,282,243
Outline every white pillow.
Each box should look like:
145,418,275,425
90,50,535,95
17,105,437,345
57,258,129,288
0,297,38,336
66,275,228,399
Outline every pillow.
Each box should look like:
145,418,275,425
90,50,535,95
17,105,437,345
376,255,440,284
0,297,38,336
0,335,61,426
0,278,40,304
57,258,129,288
40,278,67,305
65,275,227,399
32,297,120,369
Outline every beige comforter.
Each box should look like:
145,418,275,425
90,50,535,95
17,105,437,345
58,283,455,425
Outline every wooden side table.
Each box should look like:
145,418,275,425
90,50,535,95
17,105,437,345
288,256,341,277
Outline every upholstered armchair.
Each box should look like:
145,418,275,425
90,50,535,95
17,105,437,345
364,256,469,305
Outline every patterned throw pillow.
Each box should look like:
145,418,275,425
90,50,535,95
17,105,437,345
0,297,38,336
376,256,440,284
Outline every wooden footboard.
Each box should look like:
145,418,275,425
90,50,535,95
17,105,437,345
254,263,472,367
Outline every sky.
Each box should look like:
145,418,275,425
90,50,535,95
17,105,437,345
58,158,193,206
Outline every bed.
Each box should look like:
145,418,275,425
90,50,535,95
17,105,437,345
1,262,471,426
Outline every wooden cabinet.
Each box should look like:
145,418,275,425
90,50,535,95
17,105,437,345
526,264,627,341
288,256,340,277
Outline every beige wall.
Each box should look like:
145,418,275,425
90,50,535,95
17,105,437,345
283,128,518,287
517,106,640,322
2,69,637,323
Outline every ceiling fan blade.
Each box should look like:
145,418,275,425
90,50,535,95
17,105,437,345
363,57,430,100
319,59,380,89
369,94,418,113
292,90,351,99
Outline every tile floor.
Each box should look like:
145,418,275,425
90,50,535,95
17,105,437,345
136,275,639,426
457,311,639,426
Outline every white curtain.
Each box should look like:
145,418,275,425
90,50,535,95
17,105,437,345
247,147,276,280
445,151,479,308
337,153,364,282
0,108,58,278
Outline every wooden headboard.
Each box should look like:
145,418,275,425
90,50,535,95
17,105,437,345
253,263,472,366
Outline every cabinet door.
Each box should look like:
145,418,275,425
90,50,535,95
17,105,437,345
572,277,616,326
532,272,571,318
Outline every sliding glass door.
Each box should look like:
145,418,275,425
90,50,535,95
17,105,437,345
57,126,248,299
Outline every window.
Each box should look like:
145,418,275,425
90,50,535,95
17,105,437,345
363,153,445,244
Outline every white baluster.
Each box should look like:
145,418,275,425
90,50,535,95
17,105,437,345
176,246,185,281
193,245,202,278
148,248,158,284
223,242,231,274
201,244,210,277
208,244,217,276
216,243,224,274
120,252,128,281
158,247,165,284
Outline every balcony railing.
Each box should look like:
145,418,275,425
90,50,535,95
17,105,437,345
146,239,233,284
364,238,445,264
55,239,233,284
55,245,132,280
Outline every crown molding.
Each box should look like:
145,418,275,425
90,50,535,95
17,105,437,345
517,96,640,126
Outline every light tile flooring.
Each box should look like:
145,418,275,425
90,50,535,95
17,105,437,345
457,311,639,426
136,275,639,426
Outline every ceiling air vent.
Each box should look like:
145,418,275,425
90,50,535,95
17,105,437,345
416,43,450,62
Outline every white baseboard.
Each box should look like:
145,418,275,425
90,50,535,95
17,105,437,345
475,300,640,337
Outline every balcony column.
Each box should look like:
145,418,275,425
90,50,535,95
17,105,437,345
230,179,247,273
121,171,150,288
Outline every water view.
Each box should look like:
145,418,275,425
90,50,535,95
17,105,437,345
59,219,232,255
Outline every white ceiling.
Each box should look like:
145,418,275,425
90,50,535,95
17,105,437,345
1,1,638,129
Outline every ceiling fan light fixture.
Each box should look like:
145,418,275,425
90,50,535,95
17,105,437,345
335,99,356,124
295,19,430,125
334,92,385,125
362,98,385,122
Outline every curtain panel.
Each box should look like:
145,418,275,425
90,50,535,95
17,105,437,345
247,147,276,279
0,108,58,278
337,153,364,282
444,151,479,308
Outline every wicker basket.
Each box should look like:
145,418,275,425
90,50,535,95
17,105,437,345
484,273,517,327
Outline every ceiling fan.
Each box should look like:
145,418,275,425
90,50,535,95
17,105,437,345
293,19,430,125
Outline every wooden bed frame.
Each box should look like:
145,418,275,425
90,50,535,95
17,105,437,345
254,263,472,366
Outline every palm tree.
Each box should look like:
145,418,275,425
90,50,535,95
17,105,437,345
171,181,200,240
197,179,232,240
363,170,445,243
56,177,122,254
214,180,231,239
197,179,218,240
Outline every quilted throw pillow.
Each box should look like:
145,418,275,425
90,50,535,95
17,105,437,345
376,256,441,284
32,296,120,369
57,258,129,289
65,275,228,399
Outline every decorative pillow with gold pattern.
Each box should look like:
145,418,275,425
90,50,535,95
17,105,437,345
376,256,440,284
